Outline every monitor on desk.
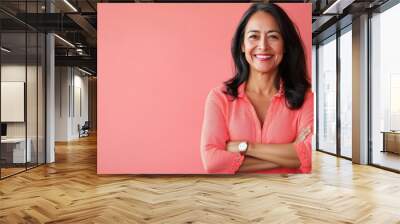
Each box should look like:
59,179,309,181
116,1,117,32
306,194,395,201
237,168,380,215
1,123,7,138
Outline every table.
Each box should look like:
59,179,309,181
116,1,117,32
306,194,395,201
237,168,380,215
381,131,400,154
1,138,32,163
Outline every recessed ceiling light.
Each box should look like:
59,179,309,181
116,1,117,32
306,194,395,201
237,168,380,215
63,0,78,12
1,47,11,53
54,34,75,48
323,0,355,15
78,67,93,76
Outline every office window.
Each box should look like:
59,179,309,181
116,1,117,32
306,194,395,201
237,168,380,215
339,27,352,158
371,2,400,171
317,35,337,154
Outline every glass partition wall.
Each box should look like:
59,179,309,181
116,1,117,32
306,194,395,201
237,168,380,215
0,31,27,177
316,26,353,159
0,1,46,179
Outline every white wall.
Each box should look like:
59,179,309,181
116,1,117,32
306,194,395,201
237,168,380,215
55,67,89,141
1,65,40,137
72,73,89,138
55,66,70,141
1,63,46,164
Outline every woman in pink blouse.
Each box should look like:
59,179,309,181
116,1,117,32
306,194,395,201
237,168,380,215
200,3,313,174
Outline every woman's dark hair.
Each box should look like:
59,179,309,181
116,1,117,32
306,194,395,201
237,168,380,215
224,3,310,109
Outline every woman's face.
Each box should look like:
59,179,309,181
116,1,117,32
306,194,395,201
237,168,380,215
242,11,284,75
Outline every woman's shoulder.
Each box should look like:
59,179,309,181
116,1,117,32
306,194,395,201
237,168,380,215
304,89,314,100
300,89,314,109
207,84,229,101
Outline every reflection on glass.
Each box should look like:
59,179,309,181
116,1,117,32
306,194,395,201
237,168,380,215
1,32,27,177
340,28,352,158
371,3,400,171
0,1,46,179
318,36,337,154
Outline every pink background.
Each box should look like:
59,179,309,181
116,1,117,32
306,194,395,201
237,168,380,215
98,3,311,174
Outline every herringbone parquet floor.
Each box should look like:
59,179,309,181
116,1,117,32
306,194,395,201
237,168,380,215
1,134,400,224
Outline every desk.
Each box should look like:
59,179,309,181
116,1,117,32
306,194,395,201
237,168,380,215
381,131,400,154
1,138,31,163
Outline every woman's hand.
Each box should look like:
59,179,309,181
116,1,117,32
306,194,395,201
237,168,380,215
294,126,311,144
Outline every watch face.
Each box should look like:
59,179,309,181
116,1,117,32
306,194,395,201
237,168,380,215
238,142,247,151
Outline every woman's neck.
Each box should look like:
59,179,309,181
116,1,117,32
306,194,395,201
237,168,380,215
246,70,278,96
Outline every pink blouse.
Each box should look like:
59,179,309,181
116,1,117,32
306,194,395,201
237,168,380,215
200,82,313,174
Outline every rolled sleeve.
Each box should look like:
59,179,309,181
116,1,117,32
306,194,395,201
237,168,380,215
293,91,314,173
293,137,312,173
200,89,244,174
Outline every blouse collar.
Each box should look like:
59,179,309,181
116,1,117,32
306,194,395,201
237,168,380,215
237,80,284,98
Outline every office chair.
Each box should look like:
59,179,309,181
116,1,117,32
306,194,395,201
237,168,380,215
79,121,90,138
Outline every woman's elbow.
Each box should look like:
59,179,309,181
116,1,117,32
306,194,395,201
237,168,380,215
201,154,236,174
203,163,219,174
296,159,312,172
202,160,229,174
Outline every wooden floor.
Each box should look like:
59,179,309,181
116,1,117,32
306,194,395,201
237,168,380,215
1,134,400,223
0,167,26,178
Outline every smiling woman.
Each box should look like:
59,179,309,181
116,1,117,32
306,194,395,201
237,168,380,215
200,3,313,174
242,11,285,78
